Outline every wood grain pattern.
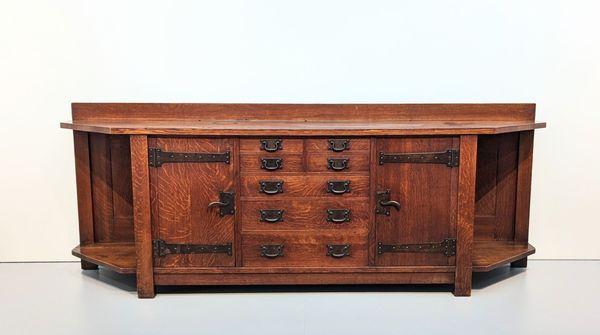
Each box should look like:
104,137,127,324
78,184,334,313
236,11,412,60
474,133,519,240
305,138,370,152
71,103,537,122
306,153,369,173
473,240,535,272
73,131,97,270
130,135,155,298
154,266,454,274
240,138,303,152
240,153,303,172
515,131,534,243
152,137,235,268
109,135,134,241
240,199,369,231
242,231,368,267
89,133,114,242
63,103,544,297
375,137,459,266
61,120,546,136
241,174,369,198
454,135,477,296
72,243,136,274
155,272,454,285
73,131,94,245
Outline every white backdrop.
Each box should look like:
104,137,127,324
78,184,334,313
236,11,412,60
0,1,598,261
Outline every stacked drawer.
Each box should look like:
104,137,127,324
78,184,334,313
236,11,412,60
240,138,370,267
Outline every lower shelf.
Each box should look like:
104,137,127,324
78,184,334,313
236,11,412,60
473,240,535,272
72,243,136,274
71,240,536,275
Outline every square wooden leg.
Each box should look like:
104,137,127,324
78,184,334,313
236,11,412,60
80,260,98,270
511,257,528,268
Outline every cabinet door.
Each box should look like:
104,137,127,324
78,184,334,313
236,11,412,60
375,137,458,266
151,138,235,267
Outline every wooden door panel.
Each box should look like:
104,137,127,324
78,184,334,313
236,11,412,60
152,137,235,267
376,137,458,266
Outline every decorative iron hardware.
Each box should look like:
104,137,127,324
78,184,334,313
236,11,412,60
377,238,457,257
148,148,230,167
207,191,235,216
259,180,284,195
326,180,351,195
326,244,351,258
261,157,283,170
260,139,283,152
260,244,284,258
153,239,232,257
259,209,284,223
379,149,459,167
328,139,350,152
326,209,351,223
376,190,401,215
327,158,349,171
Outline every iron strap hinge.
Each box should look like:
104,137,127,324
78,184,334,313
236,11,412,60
148,148,230,167
153,239,233,257
377,238,457,257
379,149,459,167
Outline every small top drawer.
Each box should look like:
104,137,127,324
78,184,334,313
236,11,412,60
240,138,303,153
305,138,370,153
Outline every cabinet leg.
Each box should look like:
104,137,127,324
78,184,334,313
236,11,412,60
511,257,528,268
137,283,156,299
453,276,472,296
80,260,98,270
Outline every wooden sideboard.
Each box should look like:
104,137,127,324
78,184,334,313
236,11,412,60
61,103,545,298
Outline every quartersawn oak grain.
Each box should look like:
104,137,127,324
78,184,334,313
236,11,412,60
63,103,544,298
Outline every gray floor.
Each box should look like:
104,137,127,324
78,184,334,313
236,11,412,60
0,261,598,335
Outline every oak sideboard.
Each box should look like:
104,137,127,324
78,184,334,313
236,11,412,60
61,103,545,298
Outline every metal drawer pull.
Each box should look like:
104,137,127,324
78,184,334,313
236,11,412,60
326,209,351,223
327,158,349,171
326,244,350,258
260,139,283,152
261,157,283,170
328,139,350,152
259,180,284,195
326,180,351,194
259,209,284,223
261,244,284,258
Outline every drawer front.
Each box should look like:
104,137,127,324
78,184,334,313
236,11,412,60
240,138,303,153
240,154,303,173
241,199,369,231
242,231,367,267
306,154,369,173
305,138,370,152
240,175,369,198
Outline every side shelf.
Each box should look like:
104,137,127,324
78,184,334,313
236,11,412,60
473,240,535,272
72,243,136,274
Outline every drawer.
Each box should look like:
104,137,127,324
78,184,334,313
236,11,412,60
240,153,303,173
305,138,370,152
242,231,367,267
306,154,369,172
241,199,369,231
240,175,369,198
240,138,303,153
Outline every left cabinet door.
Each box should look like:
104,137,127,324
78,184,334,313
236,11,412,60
150,137,235,267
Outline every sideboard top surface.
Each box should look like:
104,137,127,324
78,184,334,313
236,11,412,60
61,103,545,135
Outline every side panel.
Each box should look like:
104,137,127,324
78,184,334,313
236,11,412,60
474,133,519,241
375,137,459,266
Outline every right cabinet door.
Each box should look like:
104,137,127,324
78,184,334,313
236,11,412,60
375,137,459,266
